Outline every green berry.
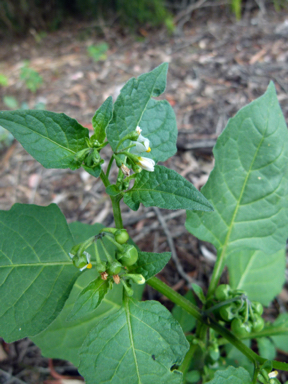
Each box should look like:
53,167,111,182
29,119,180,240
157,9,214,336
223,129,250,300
114,229,129,244
215,284,231,301
107,261,122,275
219,303,238,322
252,302,264,316
116,244,138,266
252,316,264,332
231,318,251,337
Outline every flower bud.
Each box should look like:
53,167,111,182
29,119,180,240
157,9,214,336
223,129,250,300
84,149,103,168
124,274,145,285
96,261,107,274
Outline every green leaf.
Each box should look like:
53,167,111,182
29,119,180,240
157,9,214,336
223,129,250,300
0,110,89,169
191,283,206,304
107,63,177,161
79,298,189,384
32,269,123,366
130,98,177,163
271,313,288,352
172,291,197,333
66,276,111,321
186,83,288,281
225,340,253,377
227,248,285,305
0,203,78,342
206,366,251,384
257,337,276,360
129,251,171,280
83,164,102,178
123,165,213,211
92,96,113,143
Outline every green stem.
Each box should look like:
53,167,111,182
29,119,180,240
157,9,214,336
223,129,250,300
99,239,113,264
104,234,125,252
207,255,225,299
178,343,198,378
94,241,102,265
147,277,288,372
106,156,115,178
100,170,110,187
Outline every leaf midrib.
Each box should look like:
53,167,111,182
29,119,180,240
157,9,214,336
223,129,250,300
125,298,141,384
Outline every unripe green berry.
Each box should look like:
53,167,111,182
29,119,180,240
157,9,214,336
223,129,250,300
231,318,251,337
215,284,231,301
114,229,129,244
116,244,138,266
252,316,264,332
107,261,122,275
252,302,264,316
219,303,238,322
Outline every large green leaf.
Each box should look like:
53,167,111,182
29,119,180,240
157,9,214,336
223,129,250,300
226,248,285,305
106,63,177,162
0,203,78,342
129,251,171,280
186,82,288,288
32,269,123,366
124,165,213,211
79,298,189,384
92,96,113,144
206,366,251,384
0,110,89,169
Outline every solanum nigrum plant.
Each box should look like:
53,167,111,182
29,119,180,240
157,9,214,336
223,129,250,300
1,63,288,384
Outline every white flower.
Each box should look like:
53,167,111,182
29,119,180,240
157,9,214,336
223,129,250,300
133,126,151,153
80,251,92,271
137,156,155,172
268,371,278,379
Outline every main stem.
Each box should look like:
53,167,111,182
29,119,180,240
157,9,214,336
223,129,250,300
100,170,123,229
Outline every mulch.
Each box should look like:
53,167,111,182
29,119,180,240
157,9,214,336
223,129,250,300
1,6,288,383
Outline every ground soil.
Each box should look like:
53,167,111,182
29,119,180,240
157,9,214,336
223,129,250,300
1,6,288,383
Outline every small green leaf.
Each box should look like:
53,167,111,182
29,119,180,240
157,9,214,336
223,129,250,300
123,165,213,211
0,110,89,169
129,251,171,280
186,82,288,285
79,298,189,384
191,283,206,304
107,63,169,152
0,203,78,342
92,96,113,143
206,366,251,384
172,291,197,333
106,184,121,197
227,248,285,306
66,276,111,321
257,337,276,360
83,164,102,178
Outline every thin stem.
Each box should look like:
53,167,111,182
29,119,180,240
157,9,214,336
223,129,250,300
147,277,288,372
106,156,115,178
178,343,198,378
111,197,124,229
104,234,124,252
100,170,110,187
94,241,102,265
116,144,136,154
99,239,113,264
207,255,225,299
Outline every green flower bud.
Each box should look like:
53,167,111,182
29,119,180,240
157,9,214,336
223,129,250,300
114,229,129,244
84,149,102,168
73,148,90,163
215,284,231,301
131,163,142,173
70,251,92,271
124,274,145,285
116,244,138,266
107,260,122,275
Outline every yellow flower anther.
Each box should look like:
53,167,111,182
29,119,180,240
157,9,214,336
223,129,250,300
87,263,93,269
146,147,151,153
